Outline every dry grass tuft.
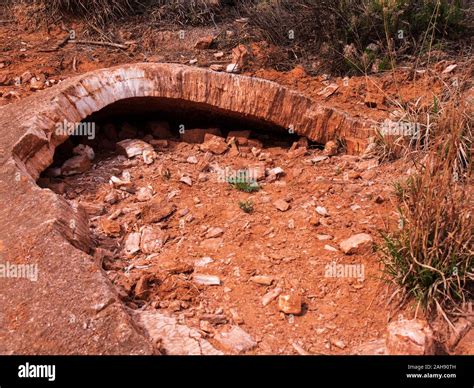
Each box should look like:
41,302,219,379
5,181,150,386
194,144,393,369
379,99,473,320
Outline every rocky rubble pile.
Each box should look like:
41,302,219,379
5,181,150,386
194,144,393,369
36,116,419,354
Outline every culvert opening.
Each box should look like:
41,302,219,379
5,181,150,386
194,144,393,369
36,97,326,313
38,96,320,190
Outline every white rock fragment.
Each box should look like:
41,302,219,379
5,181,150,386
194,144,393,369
261,287,282,306
226,63,239,73
193,274,221,286
142,149,156,165
180,176,193,186
117,139,153,158
215,326,257,354
73,144,95,161
124,232,141,256
187,155,198,164
339,233,374,255
136,186,153,202
316,206,329,217
194,256,214,267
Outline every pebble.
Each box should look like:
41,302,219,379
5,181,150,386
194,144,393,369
193,274,221,286
261,287,282,306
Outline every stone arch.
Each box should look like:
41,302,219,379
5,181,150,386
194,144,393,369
1,63,372,181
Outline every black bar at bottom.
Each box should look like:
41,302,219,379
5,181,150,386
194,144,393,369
0,356,471,387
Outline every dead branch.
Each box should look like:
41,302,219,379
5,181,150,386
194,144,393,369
71,40,129,50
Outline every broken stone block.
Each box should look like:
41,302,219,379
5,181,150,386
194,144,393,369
142,199,176,223
140,225,167,254
149,139,169,149
200,238,223,251
180,128,221,144
79,202,105,217
287,146,307,159
278,294,302,315
142,149,156,165
116,139,153,158
110,175,134,193
200,134,229,155
311,155,329,164
268,167,284,178
315,206,329,217
386,319,435,355
104,190,119,205
294,136,309,150
61,154,91,176
200,313,228,325
134,274,151,299
124,232,141,256
331,339,346,349
0,74,10,85
339,233,374,255
323,140,339,156
187,155,198,164
247,138,263,149
135,311,223,355
249,275,274,286
226,130,251,145
194,256,214,268
215,325,257,354
99,218,121,237
351,339,386,355
136,186,153,202
318,83,339,99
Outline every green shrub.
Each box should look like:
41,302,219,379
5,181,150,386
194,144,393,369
239,199,254,213
228,180,260,193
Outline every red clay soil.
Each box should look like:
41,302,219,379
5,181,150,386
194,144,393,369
0,11,472,355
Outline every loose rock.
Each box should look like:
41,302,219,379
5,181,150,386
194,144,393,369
339,233,374,255
215,325,257,354
117,139,153,158
124,232,141,256
273,199,290,212
205,227,224,239
61,154,91,176
250,275,274,286
278,294,302,315
262,287,282,306
136,186,153,202
193,274,221,286
386,319,434,355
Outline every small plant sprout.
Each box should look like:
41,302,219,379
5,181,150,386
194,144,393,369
239,200,254,214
